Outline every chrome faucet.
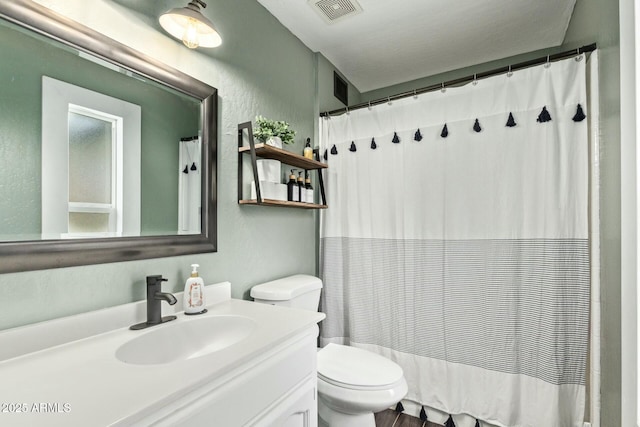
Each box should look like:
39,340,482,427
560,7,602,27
130,275,177,330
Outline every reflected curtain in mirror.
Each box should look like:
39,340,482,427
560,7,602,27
178,136,201,235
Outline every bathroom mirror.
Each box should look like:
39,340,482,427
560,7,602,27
0,1,217,273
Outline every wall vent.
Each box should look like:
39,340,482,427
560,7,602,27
308,0,363,24
334,71,348,106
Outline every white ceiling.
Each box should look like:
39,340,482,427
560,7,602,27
257,0,576,93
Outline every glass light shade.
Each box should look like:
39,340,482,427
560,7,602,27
159,3,222,48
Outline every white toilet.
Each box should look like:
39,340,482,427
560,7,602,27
251,275,408,427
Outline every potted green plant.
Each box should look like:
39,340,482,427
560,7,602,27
253,115,296,148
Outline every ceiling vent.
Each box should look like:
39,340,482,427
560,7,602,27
308,0,363,24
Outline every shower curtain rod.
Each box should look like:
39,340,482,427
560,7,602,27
321,43,597,117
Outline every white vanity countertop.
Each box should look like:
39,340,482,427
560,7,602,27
0,296,324,426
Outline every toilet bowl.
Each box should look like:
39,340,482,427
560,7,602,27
250,275,408,427
317,343,408,427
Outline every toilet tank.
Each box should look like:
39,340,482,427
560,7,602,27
250,274,322,311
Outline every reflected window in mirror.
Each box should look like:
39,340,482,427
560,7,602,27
41,76,143,239
68,108,120,237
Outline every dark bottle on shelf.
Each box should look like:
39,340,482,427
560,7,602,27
297,171,305,203
287,169,298,202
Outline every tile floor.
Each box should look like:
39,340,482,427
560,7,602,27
375,409,443,427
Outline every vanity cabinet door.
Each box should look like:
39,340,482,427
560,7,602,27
253,376,317,427
143,328,318,427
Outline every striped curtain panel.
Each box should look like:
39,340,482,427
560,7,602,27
319,56,590,427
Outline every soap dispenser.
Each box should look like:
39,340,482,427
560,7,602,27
304,171,314,204
184,264,207,315
303,138,313,159
297,171,305,203
287,169,298,202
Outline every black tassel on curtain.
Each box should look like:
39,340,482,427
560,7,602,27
573,104,586,122
419,406,428,421
441,123,449,138
537,106,552,122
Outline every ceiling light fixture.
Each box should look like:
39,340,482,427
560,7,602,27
159,0,222,49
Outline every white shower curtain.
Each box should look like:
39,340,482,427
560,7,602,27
319,56,590,427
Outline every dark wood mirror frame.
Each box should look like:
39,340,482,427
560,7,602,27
0,1,217,273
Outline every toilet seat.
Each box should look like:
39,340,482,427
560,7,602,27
317,345,409,421
317,344,404,391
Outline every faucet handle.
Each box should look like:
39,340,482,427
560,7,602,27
130,275,177,330
146,275,168,286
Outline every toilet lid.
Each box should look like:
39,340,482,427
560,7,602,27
317,344,403,388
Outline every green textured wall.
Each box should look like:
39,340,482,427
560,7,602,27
0,21,199,238
316,52,361,113
587,2,622,426
0,0,316,330
0,24,41,240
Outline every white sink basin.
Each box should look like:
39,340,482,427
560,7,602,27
115,315,256,365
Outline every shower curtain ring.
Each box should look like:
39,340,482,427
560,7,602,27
507,65,513,77
544,55,551,68
441,82,446,93
346,106,350,115
472,73,478,85
575,47,583,61
368,101,372,111
387,97,392,106
413,89,418,99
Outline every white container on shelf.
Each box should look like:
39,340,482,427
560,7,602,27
250,181,287,201
256,159,281,183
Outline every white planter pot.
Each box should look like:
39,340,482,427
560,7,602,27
265,136,283,149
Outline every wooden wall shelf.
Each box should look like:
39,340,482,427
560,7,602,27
238,144,327,171
239,199,328,209
237,122,328,209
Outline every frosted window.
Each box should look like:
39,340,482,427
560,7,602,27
68,212,110,233
68,112,112,204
